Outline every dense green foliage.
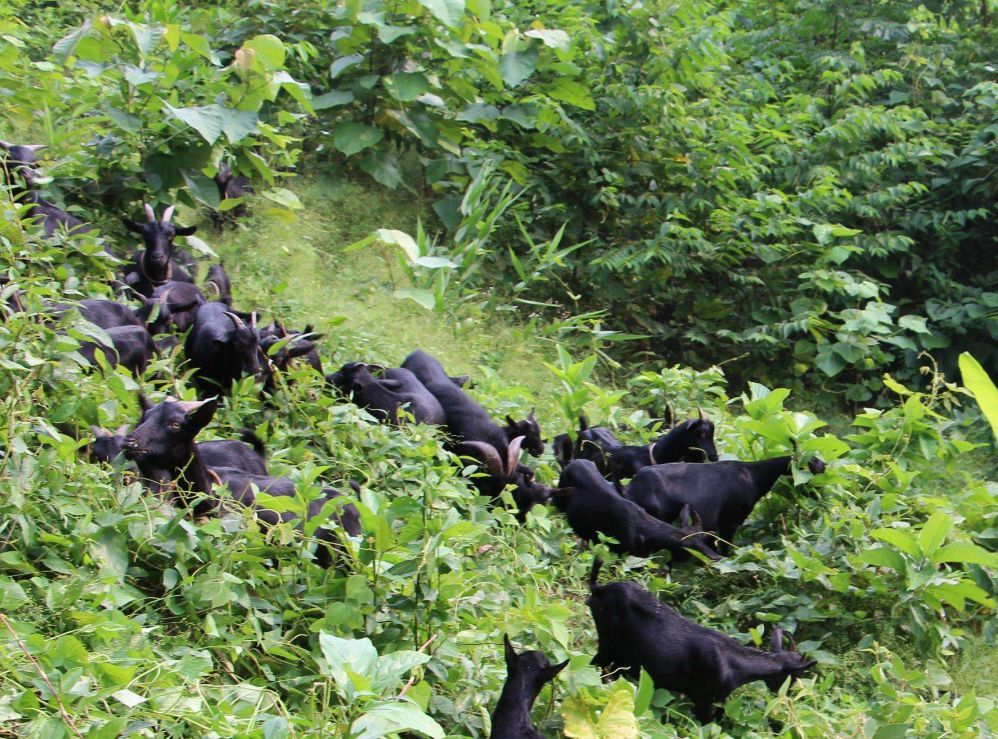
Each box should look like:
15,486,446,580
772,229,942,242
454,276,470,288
1,0,997,737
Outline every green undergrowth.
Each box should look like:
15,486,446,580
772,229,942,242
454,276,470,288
1,176,997,738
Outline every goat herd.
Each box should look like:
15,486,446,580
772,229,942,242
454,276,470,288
2,140,825,734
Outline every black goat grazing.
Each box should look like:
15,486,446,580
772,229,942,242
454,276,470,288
402,350,512,454
489,634,568,739
587,560,815,723
122,397,359,567
203,263,233,305
503,410,544,458
457,436,551,519
77,325,154,376
212,164,251,222
138,281,206,340
52,299,144,330
120,204,196,298
184,302,263,395
1,141,91,239
553,460,719,562
327,362,446,425
626,455,826,550
89,419,266,476
259,322,324,391
570,411,719,481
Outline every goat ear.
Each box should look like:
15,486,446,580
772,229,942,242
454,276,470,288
578,414,589,431
503,634,517,664
505,414,517,428
91,425,110,438
698,406,708,422
182,398,217,432
174,225,197,236
543,659,569,681
137,393,153,414
114,424,130,436
122,218,144,234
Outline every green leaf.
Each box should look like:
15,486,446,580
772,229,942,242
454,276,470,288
856,547,906,571
960,352,998,442
163,103,256,144
596,688,637,736
244,34,285,70
394,288,437,311
374,229,420,261
332,122,384,156
261,188,303,210
634,669,654,716
418,0,466,27
871,528,921,559
319,632,378,688
544,79,595,110
385,72,430,102
525,28,571,51
815,350,846,377
352,700,444,739
917,513,952,558
371,651,431,693
359,150,403,189
312,90,354,110
931,543,998,567
329,54,364,79
499,42,539,88
53,22,91,64
182,171,221,209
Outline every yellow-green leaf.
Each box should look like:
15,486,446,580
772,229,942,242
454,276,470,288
960,352,998,442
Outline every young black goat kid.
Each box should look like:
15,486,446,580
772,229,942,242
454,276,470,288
489,634,568,739
587,560,815,724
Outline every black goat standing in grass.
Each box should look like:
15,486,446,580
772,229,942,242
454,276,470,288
120,204,197,298
327,362,446,425
184,302,263,396
626,455,826,551
587,559,815,724
489,634,568,739
553,459,720,562
122,396,359,568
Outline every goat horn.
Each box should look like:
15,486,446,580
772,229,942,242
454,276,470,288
0,141,9,150
224,311,245,329
698,406,707,422
174,398,210,413
115,424,130,435
162,205,175,223
250,311,257,329
144,203,156,222
91,426,110,437
458,441,504,477
506,435,524,477
24,144,46,152
771,627,785,652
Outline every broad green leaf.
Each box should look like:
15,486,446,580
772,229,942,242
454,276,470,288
319,632,378,689
333,122,384,156
525,28,571,51
596,688,638,736
375,229,420,261
385,72,430,102
244,34,285,70
261,188,303,210
163,102,222,144
53,22,91,64
634,669,654,716
370,650,431,693
329,54,364,79
562,696,599,739
312,90,354,110
545,79,594,110
351,700,444,739
931,543,998,567
359,150,403,189
418,0,466,27
394,288,437,311
856,547,906,572
871,528,921,559
917,513,952,557
112,689,146,708
959,352,998,442
183,171,221,209
499,42,539,88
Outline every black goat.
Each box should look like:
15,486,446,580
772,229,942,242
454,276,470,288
569,412,718,481
138,281,206,339
553,460,719,562
503,410,544,458
327,362,445,425
77,325,154,376
120,204,196,298
402,349,510,454
489,635,568,739
89,419,266,476
184,302,263,395
212,164,251,222
52,299,144,330
203,263,232,305
626,455,826,550
1,141,91,239
259,322,324,389
122,397,359,567
588,560,815,723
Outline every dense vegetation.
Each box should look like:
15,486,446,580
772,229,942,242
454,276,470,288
0,0,996,737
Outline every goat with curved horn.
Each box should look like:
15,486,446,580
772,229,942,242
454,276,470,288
162,205,175,223
459,441,505,477
505,435,524,477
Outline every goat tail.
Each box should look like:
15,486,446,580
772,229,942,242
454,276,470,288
589,557,603,591
237,428,267,458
